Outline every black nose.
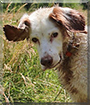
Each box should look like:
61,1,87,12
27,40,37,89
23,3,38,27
41,56,53,67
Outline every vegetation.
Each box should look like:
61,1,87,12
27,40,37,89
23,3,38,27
2,3,87,104
2,2,88,12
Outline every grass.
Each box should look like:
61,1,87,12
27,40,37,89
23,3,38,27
3,40,71,103
2,3,87,103
3,39,71,103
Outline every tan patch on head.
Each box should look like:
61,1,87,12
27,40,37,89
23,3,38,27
19,18,31,28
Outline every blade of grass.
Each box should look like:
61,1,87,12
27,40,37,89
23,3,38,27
16,3,27,14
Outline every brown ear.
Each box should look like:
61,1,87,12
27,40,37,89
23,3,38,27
49,7,87,33
3,20,30,41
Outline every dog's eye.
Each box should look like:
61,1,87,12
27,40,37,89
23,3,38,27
52,32,58,38
32,38,38,43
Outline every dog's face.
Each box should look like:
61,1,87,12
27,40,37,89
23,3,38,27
31,24,63,70
30,13,63,70
3,7,86,70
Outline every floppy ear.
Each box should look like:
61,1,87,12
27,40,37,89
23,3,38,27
3,18,30,41
49,7,87,33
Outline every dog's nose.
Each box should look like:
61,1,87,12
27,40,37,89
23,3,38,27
41,56,53,67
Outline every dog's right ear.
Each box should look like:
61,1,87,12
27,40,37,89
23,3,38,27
3,15,30,41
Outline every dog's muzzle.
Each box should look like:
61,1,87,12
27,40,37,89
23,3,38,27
41,55,53,67
41,54,62,71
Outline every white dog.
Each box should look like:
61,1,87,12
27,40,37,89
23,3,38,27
3,6,88,102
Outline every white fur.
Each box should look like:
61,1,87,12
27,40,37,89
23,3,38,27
28,8,63,70
18,7,87,102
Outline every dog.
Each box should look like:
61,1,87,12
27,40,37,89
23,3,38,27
3,6,88,102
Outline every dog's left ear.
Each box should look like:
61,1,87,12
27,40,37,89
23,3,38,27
49,7,87,33
3,17,30,41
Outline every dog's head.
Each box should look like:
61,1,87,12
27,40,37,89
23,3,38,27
3,7,87,70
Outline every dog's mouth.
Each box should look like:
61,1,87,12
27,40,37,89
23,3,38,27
42,54,63,71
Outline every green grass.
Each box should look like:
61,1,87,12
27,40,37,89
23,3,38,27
3,39,71,103
2,3,87,103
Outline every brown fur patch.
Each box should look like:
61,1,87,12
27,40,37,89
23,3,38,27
3,24,30,41
3,18,31,41
49,7,87,33
20,18,31,28
58,35,81,94
59,57,78,94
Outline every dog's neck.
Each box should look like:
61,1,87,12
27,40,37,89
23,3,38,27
58,32,81,72
63,33,80,59
57,33,81,93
